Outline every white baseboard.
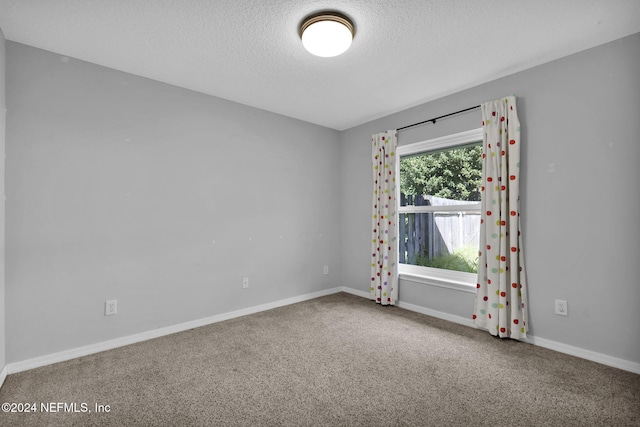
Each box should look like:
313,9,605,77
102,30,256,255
4,286,639,377
340,286,640,375
526,335,640,375
6,287,344,375
397,301,640,374
0,365,7,389
396,300,478,329
339,286,478,328
339,287,370,299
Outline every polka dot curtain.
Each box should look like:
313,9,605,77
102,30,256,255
473,96,528,339
370,130,399,306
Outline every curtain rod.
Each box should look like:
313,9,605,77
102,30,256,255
397,105,481,131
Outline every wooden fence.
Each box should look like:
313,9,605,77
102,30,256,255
399,195,480,264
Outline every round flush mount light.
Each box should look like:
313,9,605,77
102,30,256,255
300,12,354,57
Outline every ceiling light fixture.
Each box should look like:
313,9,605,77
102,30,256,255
300,12,354,57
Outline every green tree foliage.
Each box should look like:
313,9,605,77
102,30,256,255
400,144,482,201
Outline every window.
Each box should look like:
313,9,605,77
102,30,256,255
396,129,483,291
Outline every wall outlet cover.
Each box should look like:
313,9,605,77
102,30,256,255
555,299,568,316
105,300,118,316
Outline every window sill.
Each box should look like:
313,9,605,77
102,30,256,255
398,264,478,294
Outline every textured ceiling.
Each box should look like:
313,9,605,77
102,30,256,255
1,0,639,130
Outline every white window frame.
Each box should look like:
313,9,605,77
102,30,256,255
396,128,483,293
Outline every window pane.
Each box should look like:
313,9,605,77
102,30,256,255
399,212,480,273
400,144,482,207
399,142,482,273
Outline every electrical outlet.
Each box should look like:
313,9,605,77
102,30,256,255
323,265,329,275
555,299,568,316
105,299,117,316
242,277,249,289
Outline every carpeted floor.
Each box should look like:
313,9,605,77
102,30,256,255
1,292,639,426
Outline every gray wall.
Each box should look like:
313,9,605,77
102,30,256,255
340,33,640,364
5,42,342,363
0,28,6,371
4,33,640,368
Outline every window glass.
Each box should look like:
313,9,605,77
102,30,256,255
399,142,482,274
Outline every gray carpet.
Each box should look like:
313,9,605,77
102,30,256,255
1,292,639,426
